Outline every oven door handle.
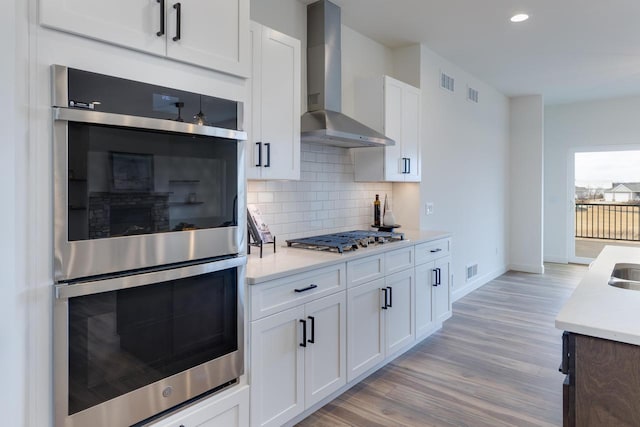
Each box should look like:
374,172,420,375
55,255,246,299
53,107,248,141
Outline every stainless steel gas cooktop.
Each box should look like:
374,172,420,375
286,230,404,254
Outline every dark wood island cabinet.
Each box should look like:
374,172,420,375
561,332,640,427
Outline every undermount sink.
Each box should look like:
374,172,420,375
608,263,640,290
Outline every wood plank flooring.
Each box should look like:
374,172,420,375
296,263,586,427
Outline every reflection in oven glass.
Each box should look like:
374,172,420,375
67,123,238,242
68,269,237,415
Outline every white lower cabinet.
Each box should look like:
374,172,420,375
432,257,452,324
415,239,452,339
415,262,434,339
148,385,249,427
250,291,346,427
250,237,452,427
346,278,385,381
346,268,415,382
385,268,415,356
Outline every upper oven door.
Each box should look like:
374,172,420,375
53,110,246,282
52,65,247,282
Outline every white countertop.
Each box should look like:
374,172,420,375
556,245,640,346
246,229,450,284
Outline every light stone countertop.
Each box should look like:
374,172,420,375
246,229,450,285
556,245,640,346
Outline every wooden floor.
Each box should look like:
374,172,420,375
296,263,586,427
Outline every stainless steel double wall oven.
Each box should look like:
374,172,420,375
52,66,247,427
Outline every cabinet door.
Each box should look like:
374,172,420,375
250,306,304,427
150,385,249,427
414,262,434,339
248,22,300,181
40,0,166,56
304,292,346,408
383,77,404,182
433,257,451,324
347,278,385,382
166,0,249,77
247,22,263,180
385,268,415,356
401,85,421,182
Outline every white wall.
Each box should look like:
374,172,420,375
545,96,640,262
397,45,511,300
1,1,28,424
509,95,544,273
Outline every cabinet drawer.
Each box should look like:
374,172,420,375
385,246,414,275
415,238,450,265
250,264,346,320
347,254,385,288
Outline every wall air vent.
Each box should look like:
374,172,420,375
466,263,478,281
467,87,479,103
440,72,455,92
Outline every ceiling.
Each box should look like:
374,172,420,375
302,0,640,105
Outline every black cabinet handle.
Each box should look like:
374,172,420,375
307,316,315,344
381,288,388,309
264,142,271,167
401,157,410,174
387,286,393,308
156,0,165,36
407,158,411,174
436,268,442,285
299,319,307,347
172,3,181,41
294,284,317,293
432,269,438,286
430,248,442,253
255,142,262,167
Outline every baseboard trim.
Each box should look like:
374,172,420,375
452,265,508,302
544,255,568,264
508,263,545,274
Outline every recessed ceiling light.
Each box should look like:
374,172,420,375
510,13,529,23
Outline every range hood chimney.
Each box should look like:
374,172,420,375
300,0,395,148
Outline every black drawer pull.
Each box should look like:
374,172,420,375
255,142,262,167
264,142,271,167
430,248,442,253
307,316,315,344
299,319,307,347
387,286,393,308
381,288,388,309
432,269,438,286
294,284,318,293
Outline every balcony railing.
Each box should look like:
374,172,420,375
575,203,640,241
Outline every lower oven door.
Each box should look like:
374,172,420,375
53,256,245,427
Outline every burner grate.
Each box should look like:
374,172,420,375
286,230,404,253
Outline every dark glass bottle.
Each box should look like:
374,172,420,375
373,194,381,226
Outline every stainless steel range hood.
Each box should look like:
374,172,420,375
301,0,395,148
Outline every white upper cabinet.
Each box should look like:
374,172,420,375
353,75,421,182
247,22,301,180
39,0,250,77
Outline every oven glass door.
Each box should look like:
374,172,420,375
67,122,238,241
65,265,238,416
